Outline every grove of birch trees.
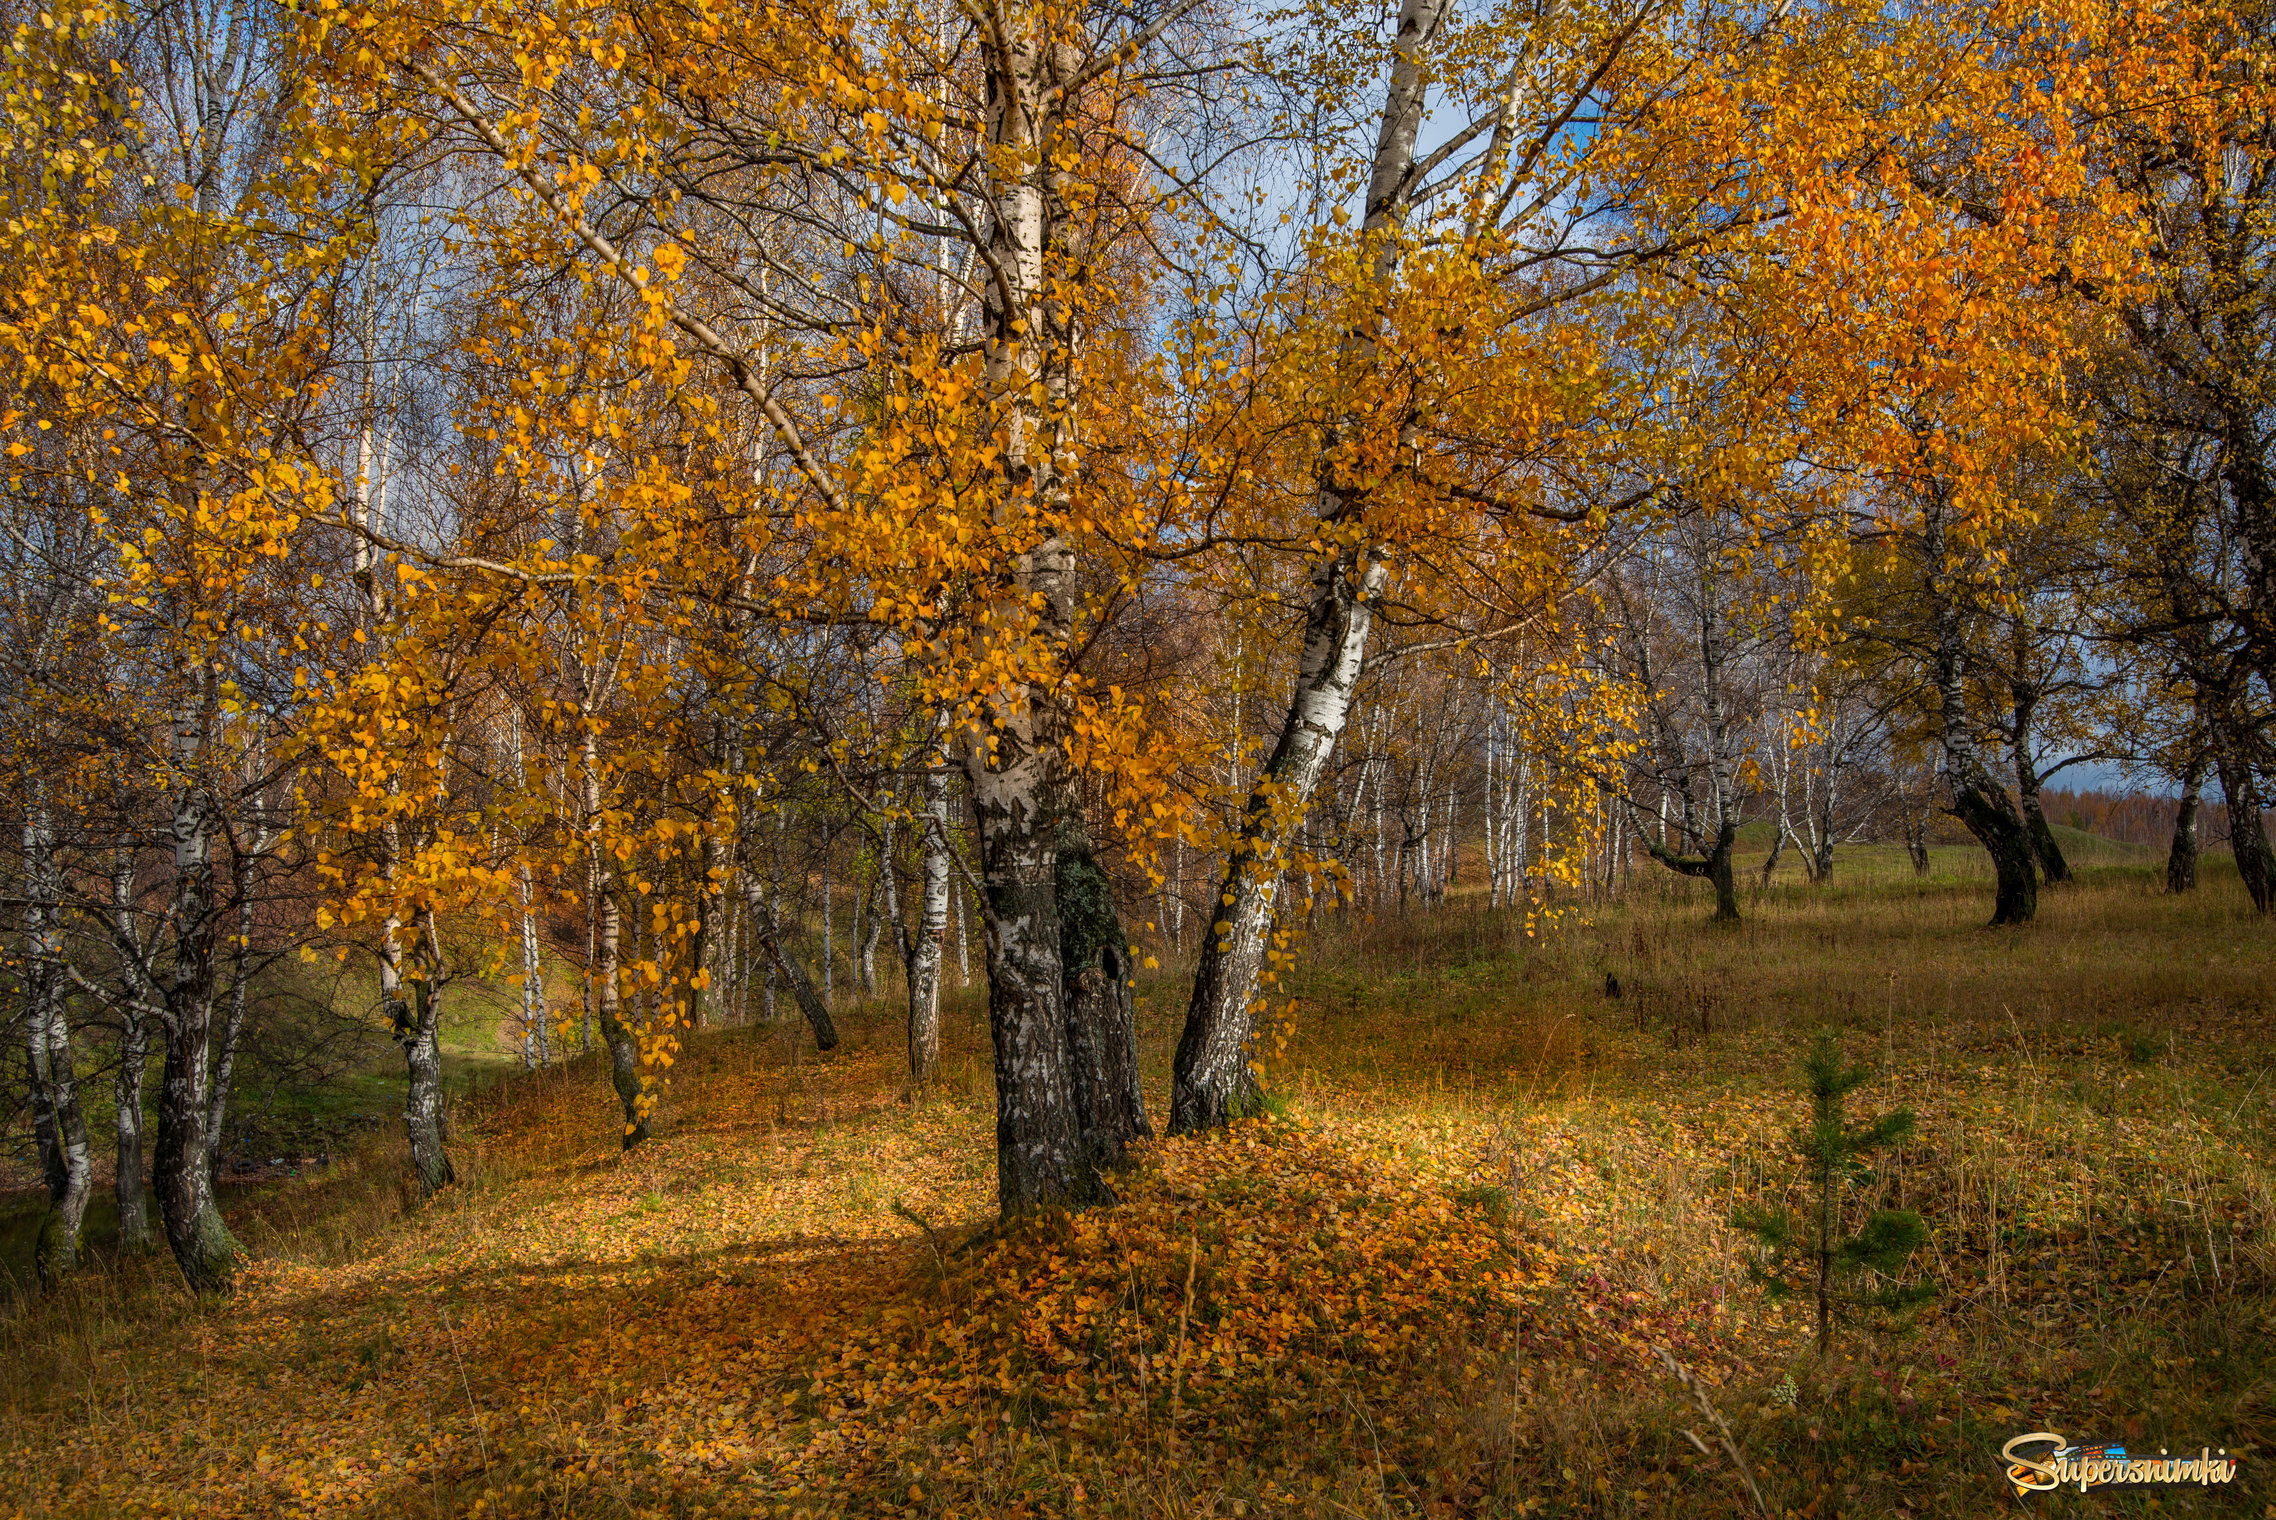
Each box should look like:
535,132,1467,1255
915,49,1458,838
2,0,2270,1291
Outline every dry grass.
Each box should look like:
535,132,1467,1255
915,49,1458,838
0,850,2268,1518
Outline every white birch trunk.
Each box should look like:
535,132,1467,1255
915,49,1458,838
907,761,952,1081
1169,0,1448,1128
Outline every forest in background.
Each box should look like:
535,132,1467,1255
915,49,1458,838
0,0,2269,1506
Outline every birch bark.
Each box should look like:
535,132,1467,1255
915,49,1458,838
906,760,952,1081
151,678,242,1293
25,794,92,1281
1170,0,1448,1131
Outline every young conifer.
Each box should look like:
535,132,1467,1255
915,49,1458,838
1734,1033,1934,1354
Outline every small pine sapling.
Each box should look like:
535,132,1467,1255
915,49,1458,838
1734,1033,1934,1354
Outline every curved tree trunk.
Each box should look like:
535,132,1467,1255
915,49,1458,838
2008,683,2070,884
1643,818,1741,923
1947,761,2038,924
1168,0,1444,1135
2214,738,2274,913
204,880,253,1185
208,731,271,1182
1923,481,2035,925
2166,755,2205,894
745,889,840,1052
2017,782,2070,885
1168,542,1376,1131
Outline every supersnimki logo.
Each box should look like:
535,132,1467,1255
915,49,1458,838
2000,1432,2240,1497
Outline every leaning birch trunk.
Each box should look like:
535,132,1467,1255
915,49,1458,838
1170,0,1445,1133
742,880,841,1052
207,766,274,1184
206,729,270,1179
734,790,838,1050
906,761,952,1082
152,690,243,1293
856,849,881,996
1759,815,1786,888
205,880,252,1180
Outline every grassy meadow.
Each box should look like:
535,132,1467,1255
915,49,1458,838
0,837,2269,1519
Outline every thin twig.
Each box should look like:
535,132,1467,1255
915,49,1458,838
442,1305,490,1470
1168,1231,1197,1440
1654,1345,1768,1518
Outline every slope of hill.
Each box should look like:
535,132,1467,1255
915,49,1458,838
2,871,2269,1519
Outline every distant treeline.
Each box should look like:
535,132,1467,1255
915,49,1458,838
2041,789,2268,851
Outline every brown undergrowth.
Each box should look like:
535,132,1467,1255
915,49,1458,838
0,853,2269,1518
